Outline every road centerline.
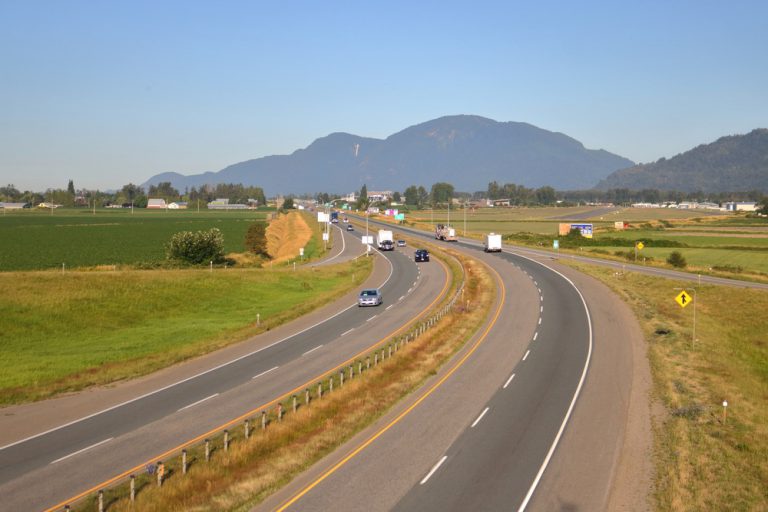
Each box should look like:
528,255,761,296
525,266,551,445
420,455,448,485
178,393,219,412
50,438,113,465
471,407,490,428
302,345,324,356
252,366,279,380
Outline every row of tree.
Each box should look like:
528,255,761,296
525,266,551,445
0,182,266,209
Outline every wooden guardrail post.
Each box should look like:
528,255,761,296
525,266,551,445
262,410,267,430
205,439,211,461
223,430,229,452
292,395,297,413
245,419,250,440
98,490,104,512
182,449,188,474
130,474,135,501
305,388,310,406
318,382,323,398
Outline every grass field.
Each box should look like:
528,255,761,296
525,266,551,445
0,258,371,405
565,262,768,511
0,208,273,271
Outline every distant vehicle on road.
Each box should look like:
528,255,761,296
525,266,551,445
346,224,354,231
330,211,339,223
377,229,394,251
484,233,502,252
397,240,406,247
358,289,383,307
435,224,457,242
415,249,430,262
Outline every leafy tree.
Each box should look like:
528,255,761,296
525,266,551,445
417,186,429,207
0,184,21,201
166,228,225,264
393,191,401,203
282,196,295,210
357,184,369,210
535,186,557,205
666,251,687,268
430,182,454,205
148,182,180,201
67,180,75,195
404,185,419,206
244,222,269,256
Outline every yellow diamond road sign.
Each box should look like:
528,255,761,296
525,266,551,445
636,241,644,250
675,290,693,308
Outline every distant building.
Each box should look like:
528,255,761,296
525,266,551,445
147,198,167,209
367,190,392,202
167,202,188,209
208,198,247,210
0,202,27,209
724,201,758,212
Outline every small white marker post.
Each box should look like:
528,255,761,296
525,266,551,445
722,400,728,424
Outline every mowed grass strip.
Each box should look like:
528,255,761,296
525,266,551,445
564,262,768,511
0,259,371,405
75,249,491,512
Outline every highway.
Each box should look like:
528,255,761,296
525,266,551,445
261,218,647,511
0,224,450,511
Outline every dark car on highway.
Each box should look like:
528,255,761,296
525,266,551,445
415,249,429,262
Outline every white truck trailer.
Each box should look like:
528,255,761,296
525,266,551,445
484,233,502,252
377,229,394,250
435,224,457,242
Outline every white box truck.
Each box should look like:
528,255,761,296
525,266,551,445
484,233,502,252
377,229,394,250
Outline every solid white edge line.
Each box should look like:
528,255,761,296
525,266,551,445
533,332,538,341
252,366,279,380
302,345,323,356
522,350,530,361
471,406,490,428
503,373,516,389
515,254,594,512
420,455,448,485
341,328,354,337
312,223,346,266
178,393,219,412
0,251,398,454
50,437,113,464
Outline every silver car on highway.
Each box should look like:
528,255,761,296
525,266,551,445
358,289,383,307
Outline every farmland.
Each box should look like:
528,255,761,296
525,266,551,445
0,208,273,271
402,206,768,279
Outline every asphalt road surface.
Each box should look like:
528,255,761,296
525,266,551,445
0,226,450,511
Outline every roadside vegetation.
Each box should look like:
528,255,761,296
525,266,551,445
0,206,344,405
0,258,371,405
564,262,768,511
70,245,495,512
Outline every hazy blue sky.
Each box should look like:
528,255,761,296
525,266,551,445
2,0,766,191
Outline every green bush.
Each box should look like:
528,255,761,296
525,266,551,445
245,221,268,256
166,228,225,264
666,251,687,268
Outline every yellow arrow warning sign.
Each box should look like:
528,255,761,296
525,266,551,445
675,290,693,308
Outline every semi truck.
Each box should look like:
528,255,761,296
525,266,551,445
435,224,457,242
330,211,339,223
484,233,502,252
377,229,394,250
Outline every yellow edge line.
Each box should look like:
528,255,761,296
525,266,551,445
274,258,505,511
44,252,453,512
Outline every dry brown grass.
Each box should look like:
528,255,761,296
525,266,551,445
563,261,768,511
266,212,312,264
81,249,495,512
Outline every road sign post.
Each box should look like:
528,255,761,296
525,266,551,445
674,288,696,347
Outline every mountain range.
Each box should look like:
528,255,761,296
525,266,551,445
596,129,768,193
142,115,634,195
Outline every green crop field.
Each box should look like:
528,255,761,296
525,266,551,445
0,208,272,271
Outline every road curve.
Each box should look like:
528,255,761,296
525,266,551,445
260,217,647,512
0,227,450,511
